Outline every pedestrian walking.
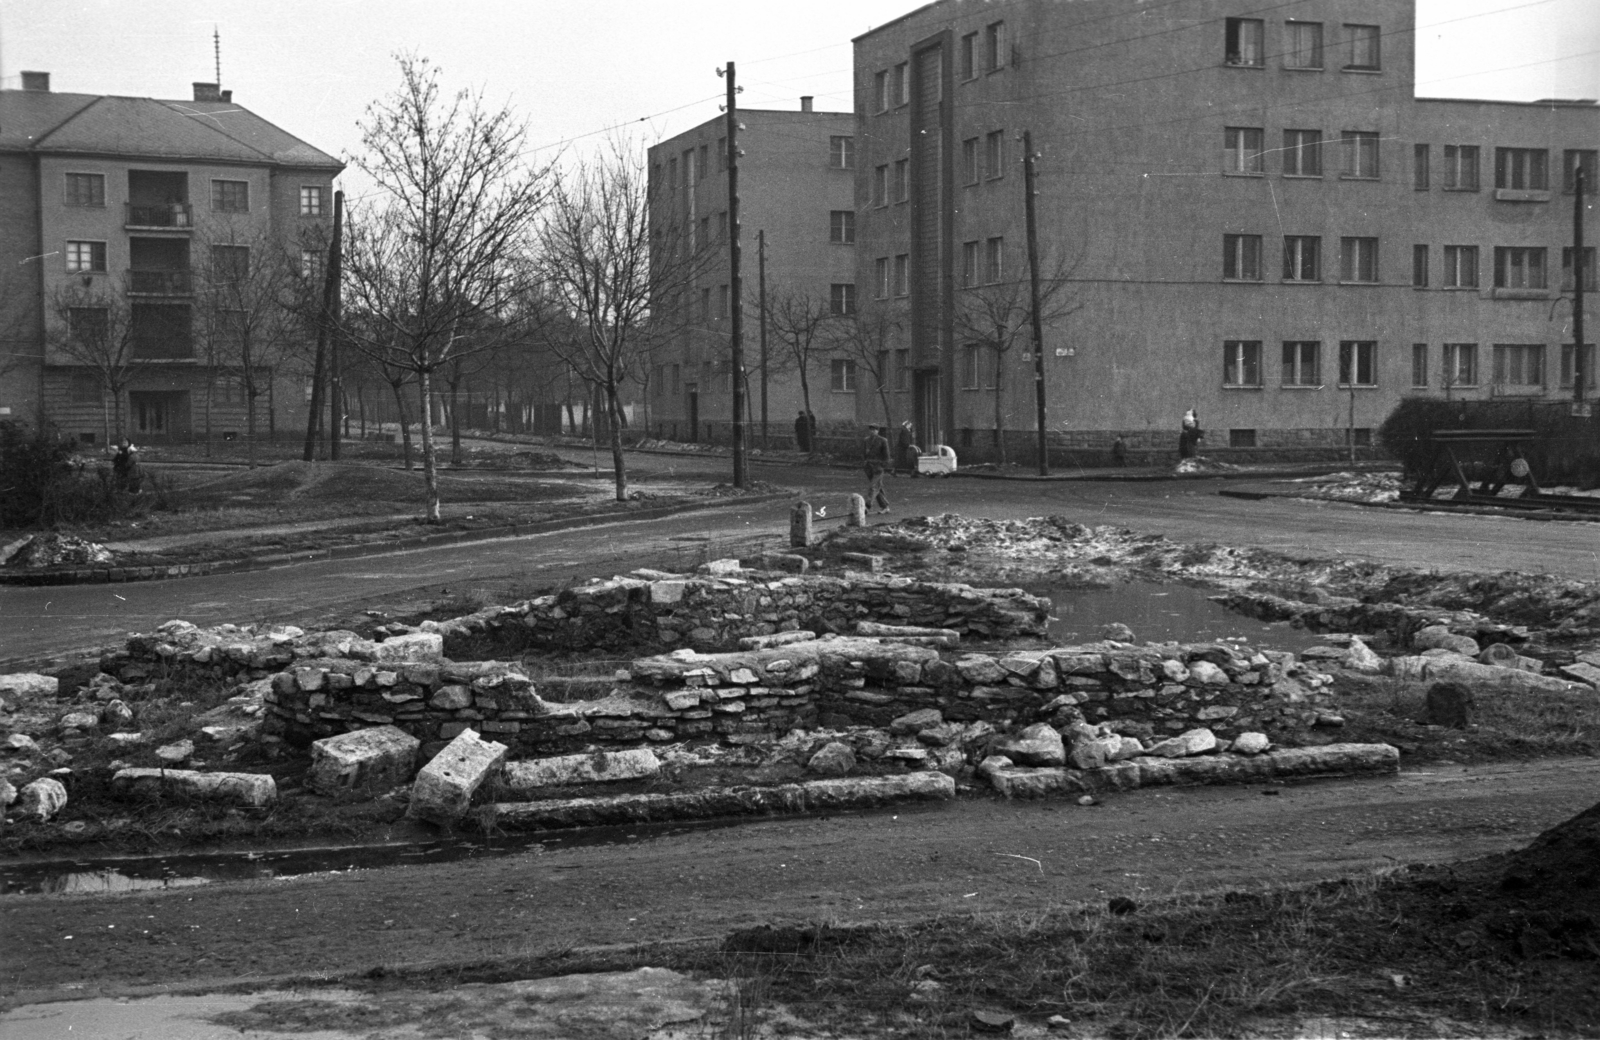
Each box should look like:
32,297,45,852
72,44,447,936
111,438,143,493
1178,408,1202,460
895,419,918,476
793,410,811,453
862,424,892,514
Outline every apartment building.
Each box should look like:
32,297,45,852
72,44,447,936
646,102,856,446
853,0,1598,460
0,73,342,444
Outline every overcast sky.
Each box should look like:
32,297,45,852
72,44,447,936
1,0,1595,182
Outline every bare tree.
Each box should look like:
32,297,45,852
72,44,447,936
826,302,904,430
335,53,548,521
763,288,834,427
46,282,149,444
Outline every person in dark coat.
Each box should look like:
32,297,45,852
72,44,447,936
794,410,811,453
1178,408,1202,460
111,438,142,493
862,425,892,514
895,420,918,476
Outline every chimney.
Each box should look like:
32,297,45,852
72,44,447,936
193,82,222,102
220,89,233,103
20,71,50,92
800,95,814,112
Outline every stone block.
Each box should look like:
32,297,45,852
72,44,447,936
1414,625,1480,657
0,673,58,699
430,684,473,710
408,728,508,825
701,558,743,576
841,552,885,572
1559,662,1600,690
1424,681,1474,728
847,494,867,527
374,632,444,663
58,711,98,731
890,707,943,734
112,768,276,808
1187,661,1228,685
308,725,421,796
1341,637,1383,674
987,766,1083,799
807,741,857,776
955,655,1006,684
1145,727,1217,758
504,748,661,790
155,739,194,763
737,631,817,650
1232,732,1270,755
994,722,1066,767
758,554,810,574
1068,734,1123,770
16,777,67,820
790,502,814,548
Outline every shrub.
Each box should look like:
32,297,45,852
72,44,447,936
1377,398,1600,487
0,420,78,527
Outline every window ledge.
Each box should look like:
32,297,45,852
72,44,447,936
1342,66,1382,74
1222,384,1265,390
1338,174,1380,182
1221,277,1264,284
1442,186,1481,193
1442,285,1482,292
1338,281,1382,287
1336,384,1380,390
1282,173,1324,180
1222,171,1266,178
1281,279,1323,285
1281,65,1324,72
1494,188,1550,202
1280,384,1322,390
1492,288,1550,300
1222,62,1265,70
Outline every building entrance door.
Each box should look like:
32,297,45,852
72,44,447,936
129,391,190,443
685,386,699,442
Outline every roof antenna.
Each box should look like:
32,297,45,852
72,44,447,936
214,25,221,87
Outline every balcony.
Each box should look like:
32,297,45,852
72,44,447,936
125,268,193,296
125,202,193,230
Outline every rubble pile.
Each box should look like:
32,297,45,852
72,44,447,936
2,533,115,569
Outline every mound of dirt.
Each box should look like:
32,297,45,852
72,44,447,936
1486,800,1600,959
2,533,115,568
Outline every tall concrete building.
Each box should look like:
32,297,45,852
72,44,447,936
854,0,1598,462
646,101,856,447
0,73,342,444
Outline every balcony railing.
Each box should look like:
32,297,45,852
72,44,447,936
125,268,193,295
125,202,193,229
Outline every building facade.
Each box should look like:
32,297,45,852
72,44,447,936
853,0,1598,461
0,73,342,445
646,103,858,448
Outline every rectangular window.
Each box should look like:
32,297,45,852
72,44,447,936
873,164,889,206
1283,130,1322,176
1223,341,1262,387
830,358,857,392
1411,343,1429,387
301,248,324,284
875,257,890,299
1225,127,1264,174
1443,343,1478,387
65,172,106,207
830,283,857,315
1345,24,1380,69
1283,236,1321,281
1443,245,1479,288
1565,149,1598,194
1561,344,1597,389
683,149,695,188
717,211,727,237
717,284,729,320
211,179,249,212
1340,237,1379,283
985,130,1005,179
1494,247,1548,290
985,21,1006,71
961,344,981,389
962,240,980,287
830,210,855,244
1412,244,1429,287
699,144,709,178
1223,234,1262,281
1284,21,1323,69
963,138,980,185
894,348,910,391
1492,344,1545,388
1341,131,1379,179
65,240,107,273
875,70,889,113
299,185,323,216
1281,341,1321,386
1495,148,1548,190
893,253,909,296
1563,247,1598,291
830,136,854,169
1338,340,1377,386
700,288,711,322
699,216,710,249
985,236,1004,283
211,244,249,283
960,33,978,79
1414,144,1430,189
1443,145,1480,190
668,158,677,190
1225,18,1264,66
893,159,908,202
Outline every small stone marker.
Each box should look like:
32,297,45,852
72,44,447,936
840,552,885,572
790,501,814,548
847,493,866,527
1425,681,1474,728
308,725,421,797
408,727,508,825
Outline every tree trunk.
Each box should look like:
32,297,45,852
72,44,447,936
203,371,214,458
993,347,1007,467
449,380,462,465
358,387,367,440
391,379,414,470
418,369,441,522
246,391,258,469
606,380,628,502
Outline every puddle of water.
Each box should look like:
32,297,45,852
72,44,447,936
1041,581,1329,653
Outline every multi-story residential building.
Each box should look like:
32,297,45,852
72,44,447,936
646,100,856,448
853,0,1598,462
0,72,342,445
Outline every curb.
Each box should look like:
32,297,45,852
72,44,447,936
1217,486,1600,523
953,462,1397,483
0,494,791,588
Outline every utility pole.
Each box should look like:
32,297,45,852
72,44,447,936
758,228,769,448
1022,130,1049,476
302,191,342,461
1575,165,1588,413
721,62,747,487
327,190,345,460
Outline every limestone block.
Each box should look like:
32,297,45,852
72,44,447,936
807,741,857,776
308,725,420,796
292,666,325,692
737,631,816,650
1414,625,1480,657
1341,637,1383,674
101,699,135,726
155,739,194,763
847,495,867,528
1110,735,1146,761
790,502,814,548
987,766,1084,799
58,711,98,731
1144,727,1217,758
1232,732,1270,755
1477,642,1520,667
408,728,508,825
1425,682,1474,728
1160,659,1188,682
374,632,444,663
1559,662,1600,690
1068,735,1122,770
112,768,276,807
995,722,1066,767
16,777,67,820
1187,661,1228,685
0,778,14,808
978,754,1012,780
890,708,942,734
504,748,661,790
955,655,1006,684
841,551,884,571
758,553,810,574
0,673,58,699
701,558,743,576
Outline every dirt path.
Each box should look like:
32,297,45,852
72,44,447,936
5,756,1596,1002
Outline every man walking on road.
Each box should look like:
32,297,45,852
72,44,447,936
863,424,892,514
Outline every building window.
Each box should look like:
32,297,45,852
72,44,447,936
1340,237,1379,283
1565,149,1598,194
211,244,250,283
699,144,709,178
1495,148,1548,190
65,240,107,273
830,358,857,392
985,236,1004,283
67,307,109,347
1492,344,1545,388
963,138,980,185
211,179,249,213
1284,21,1323,69
874,70,889,113
893,253,909,296
1443,145,1480,190
893,63,909,107
830,136,854,169
1338,341,1377,386
985,130,1005,179
830,283,856,315
1283,236,1321,282
68,372,102,404
1281,341,1321,386
1223,340,1262,387
873,164,889,206
1412,244,1429,287
1414,144,1430,189
717,211,727,237
1341,131,1379,179
1443,343,1478,387
1223,234,1262,281
961,344,981,389
65,172,106,208
700,288,711,322
1224,18,1264,66
300,185,324,216
962,240,979,287
1443,245,1479,288
1561,344,1597,388
1282,130,1322,176
1411,343,1429,387
716,284,729,320
1494,247,1547,290
301,248,324,284
893,159,908,202
985,21,1006,72
830,210,855,244
960,32,978,79
1344,24,1380,69
667,158,677,190
698,216,710,249
894,348,910,391
682,149,695,188
1563,247,1598,291
1224,127,1264,175
875,257,890,299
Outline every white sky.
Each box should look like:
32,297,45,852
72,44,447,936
1,0,1595,184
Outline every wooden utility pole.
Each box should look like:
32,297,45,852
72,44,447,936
1575,165,1588,411
302,192,343,461
722,62,747,486
758,228,769,447
327,190,346,459
1021,130,1049,476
